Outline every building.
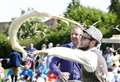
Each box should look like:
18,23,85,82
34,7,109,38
102,34,120,50
0,21,11,33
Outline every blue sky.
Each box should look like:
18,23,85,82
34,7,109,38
0,0,110,22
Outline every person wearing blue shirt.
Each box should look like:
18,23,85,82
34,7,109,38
9,51,22,67
20,61,33,81
26,43,37,70
9,50,22,82
26,43,37,58
49,25,83,82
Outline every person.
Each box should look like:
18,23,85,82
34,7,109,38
48,42,53,49
49,25,83,82
25,43,38,71
41,44,47,50
80,26,108,82
104,47,114,71
26,43,37,58
34,59,48,82
36,26,108,82
9,50,22,82
19,61,33,82
47,42,54,63
113,48,120,68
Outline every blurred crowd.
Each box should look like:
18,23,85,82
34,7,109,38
0,44,120,82
0,43,120,82
103,47,120,82
0,42,61,82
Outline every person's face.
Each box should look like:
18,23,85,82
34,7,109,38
48,43,53,48
71,27,83,48
30,43,34,48
24,63,31,69
42,44,47,50
80,33,92,50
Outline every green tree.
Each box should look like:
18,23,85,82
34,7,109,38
64,0,117,38
109,0,120,24
109,0,120,14
0,33,11,57
17,17,71,49
18,17,48,40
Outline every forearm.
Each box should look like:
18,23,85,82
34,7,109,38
49,63,62,77
46,47,97,72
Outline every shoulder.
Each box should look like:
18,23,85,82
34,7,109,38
83,50,98,59
9,51,21,56
62,43,73,48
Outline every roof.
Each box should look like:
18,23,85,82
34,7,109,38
102,35,120,43
102,38,120,43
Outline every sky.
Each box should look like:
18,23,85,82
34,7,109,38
0,0,110,22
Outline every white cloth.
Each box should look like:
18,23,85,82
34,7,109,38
91,48,108,82
45,47,98,72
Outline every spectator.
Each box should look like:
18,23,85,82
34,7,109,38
48,42,53,49
26,43,37,58
41,44,47,50
19,61,33,82
9,50,22,82
104,47,114,71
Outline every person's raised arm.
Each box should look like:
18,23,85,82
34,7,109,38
37,47,97,72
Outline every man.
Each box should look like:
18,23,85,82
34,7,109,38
49,25,83,82
37,26,108,82
26,43,37,58
79,26,108,82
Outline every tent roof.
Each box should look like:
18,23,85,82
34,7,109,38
102,38,120,43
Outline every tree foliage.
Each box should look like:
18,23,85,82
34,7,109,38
64,0,117,38
109,0,120,25
109,0,120,15
18,17,48,39
0,33,11,57
17,17,71,49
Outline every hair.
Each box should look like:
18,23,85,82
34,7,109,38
71,24,83,31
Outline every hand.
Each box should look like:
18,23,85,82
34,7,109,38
60,72,70,81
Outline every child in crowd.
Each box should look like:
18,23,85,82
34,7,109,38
35,59,49,82
19,61,33,82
